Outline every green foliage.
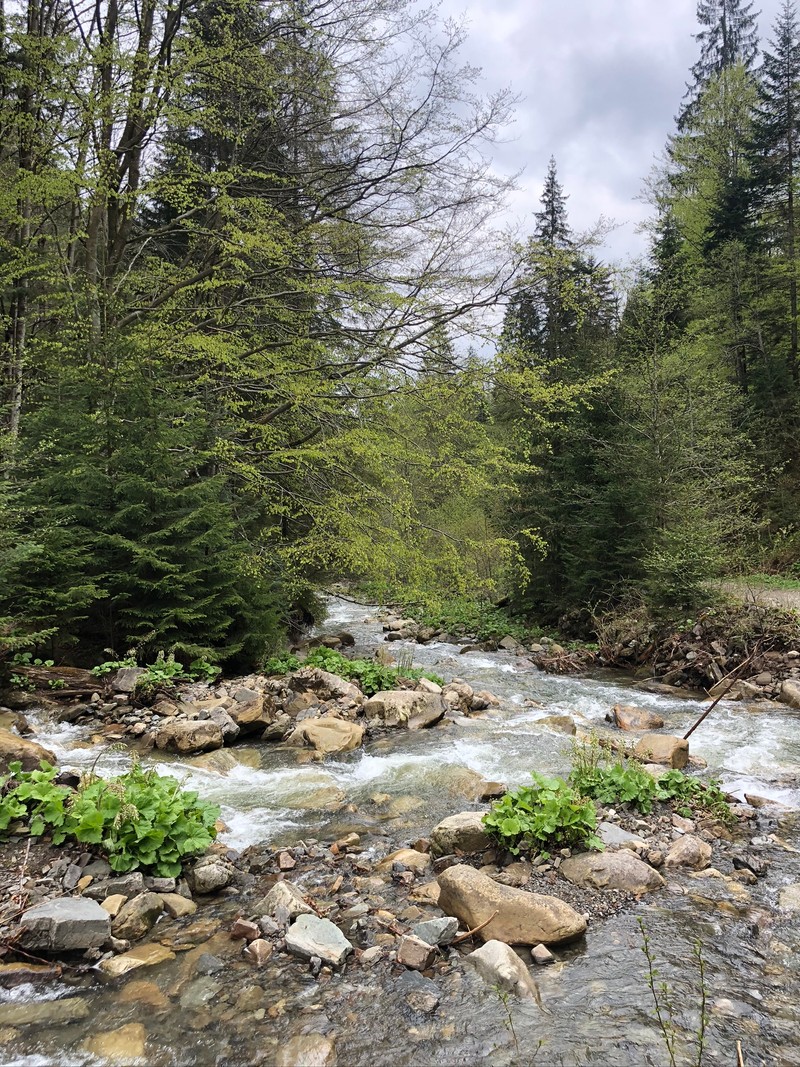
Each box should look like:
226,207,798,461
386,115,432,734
392,595,535,642
570,737,735,824
304,646,444,696
482,772,603,856
0,761,219,877
263,653,302,676
91,652,221,694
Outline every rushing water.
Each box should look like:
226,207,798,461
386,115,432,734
5,597,800,1066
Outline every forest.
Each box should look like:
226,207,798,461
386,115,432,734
1,0,799,668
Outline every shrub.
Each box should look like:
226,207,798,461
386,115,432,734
482,772,603,856
302,646,444,696
0,760,219,877
91,651,221,695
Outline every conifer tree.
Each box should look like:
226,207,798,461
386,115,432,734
680,0,760,128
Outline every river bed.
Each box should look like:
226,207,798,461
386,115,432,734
4,597,800,1066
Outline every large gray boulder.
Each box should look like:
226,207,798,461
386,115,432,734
430,811,491,856
289,668,363,706
437,864,586,946
363,690,445,730
284,914,353,967
21,897,110,951
466,939,540,1000
560,851,664,894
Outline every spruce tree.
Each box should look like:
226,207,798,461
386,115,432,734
751,0,800,383
680,0,760,128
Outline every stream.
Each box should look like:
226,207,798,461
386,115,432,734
4,596,800,1066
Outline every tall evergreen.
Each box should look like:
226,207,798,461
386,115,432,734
680,0,760,128
752,0,800,383
534,157,572,249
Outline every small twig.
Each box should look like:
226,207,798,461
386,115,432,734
451,910,499,945
736,1040,745,1067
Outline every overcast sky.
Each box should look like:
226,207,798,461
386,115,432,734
442,0,784,266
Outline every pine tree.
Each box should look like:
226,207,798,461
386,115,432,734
680,0,760,128
534,157,571,248
751,0,800,383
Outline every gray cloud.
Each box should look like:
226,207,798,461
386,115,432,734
441,0,784,263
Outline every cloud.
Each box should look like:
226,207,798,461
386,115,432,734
440,0,784,263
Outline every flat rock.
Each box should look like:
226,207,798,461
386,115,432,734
275,1035,337,1067
537,714,576,735
21,897,110,951
363,690,445,730
83,1023,146,1063
0,998,90,1026
285,914,353,968
597,822,647,849
98,943,176,979
610,704,665,731
375,848,431,874
560,851,664,894
634,733,689,769
466,940,540,1000
778,883,800,911
430,812,491,856
396,934,437,971
664,835,712,870
437,864,586,946
161,893,197,919
286,716,364,756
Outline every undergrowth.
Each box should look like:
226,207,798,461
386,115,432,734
0,760,219,877
263,646,444,696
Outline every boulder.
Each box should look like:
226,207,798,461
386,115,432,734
286,717,363,756
416,677,442,695
363,690,445,730
228,692,277,736
430,812,491,856
153,720,223,755
83,1023,146,1064
0,728,56,772
255,880,314,920
466,940,540,1001
780,680,800,710
21,897,110,951
560,851,664,894
284,914,353,968
597,822,647,849
111,893,164,942
609,704,665,732
197,705,240,742
633,733,689,769
664,834,712,871
289,668,363,706
437,864,586,946
112,667,147,693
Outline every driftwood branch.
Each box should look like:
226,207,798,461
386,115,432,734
451,910,498,945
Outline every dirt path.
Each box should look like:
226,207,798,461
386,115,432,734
717,580,800,613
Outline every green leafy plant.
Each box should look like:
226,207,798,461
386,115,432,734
0,760,219,877
482,772,603,856
304,646,444,696
48,678,66,690
8,673,35,692
91,651,220,695
570,737,735,824
263,652,301,675
12,653,55,667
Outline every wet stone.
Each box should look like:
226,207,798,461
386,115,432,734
411,917,458,946
396,934,437,971
275,1034,336,1067
245,939,274,967
196,952,225,975
21,897,110,951
284,915,353,968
